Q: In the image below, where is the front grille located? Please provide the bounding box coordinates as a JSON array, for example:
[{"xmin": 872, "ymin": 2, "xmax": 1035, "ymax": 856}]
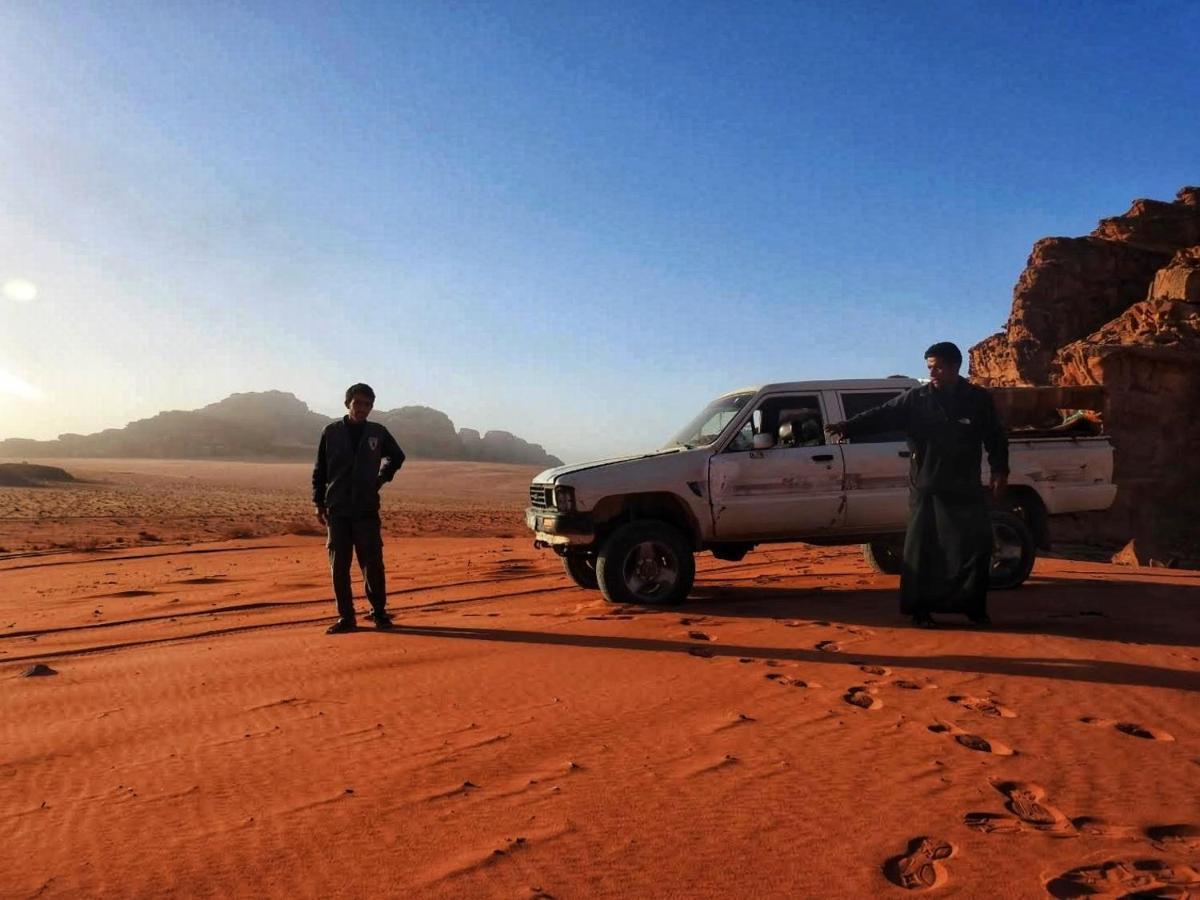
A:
[{"xmin": 529, "ymin": 485, "xmax": 553, "ymax": 509}]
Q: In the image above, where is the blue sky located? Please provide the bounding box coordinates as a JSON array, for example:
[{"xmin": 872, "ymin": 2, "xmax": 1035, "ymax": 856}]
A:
[{"xmin": 1, "ymin": 1, "xmax": 1196, "ymax": 462}]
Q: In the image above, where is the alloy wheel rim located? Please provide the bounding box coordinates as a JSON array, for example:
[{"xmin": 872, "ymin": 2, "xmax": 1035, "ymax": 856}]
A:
[{"xmin": 622, "ymin": 540, "xmax": 679, "ymax": 598}]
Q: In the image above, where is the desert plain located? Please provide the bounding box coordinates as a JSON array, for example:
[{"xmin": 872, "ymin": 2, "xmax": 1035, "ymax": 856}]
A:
[{"xmin": 1, "ymin": 459, "xmax": 1198, "ymax": 898}]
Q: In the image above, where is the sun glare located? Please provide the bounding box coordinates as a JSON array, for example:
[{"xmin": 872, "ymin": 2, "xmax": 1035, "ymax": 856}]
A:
[
  {"xmin": 3, "ymin": 279, "xmax": 38, "ymax": 303},
  {"xmin": 0, "ymin": 369, "xmax": 44, "ymax": 400}
]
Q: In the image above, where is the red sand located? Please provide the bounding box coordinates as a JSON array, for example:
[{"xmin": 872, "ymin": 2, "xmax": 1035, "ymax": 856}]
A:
[{"xmin": 2, "ymin": 461, "xmax": 1199, "ymax": 897}]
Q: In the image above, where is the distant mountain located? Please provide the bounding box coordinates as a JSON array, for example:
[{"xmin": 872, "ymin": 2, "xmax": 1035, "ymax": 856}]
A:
[{"xmin": 0, "ymin": 391, "xmax": 563, "ymax": 467}]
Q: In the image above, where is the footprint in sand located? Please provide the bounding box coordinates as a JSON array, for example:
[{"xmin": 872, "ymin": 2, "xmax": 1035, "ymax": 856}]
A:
[
  {"xmin": 860, "ymin": 665, "xmax": 890, "ymax": 676},
  {"xmin": 947, "ymin": 695, "xmax": 1016, "ymax": 719},
  {"xmin": 1081, "ymin": 717, "xmax": 1175, "ymax": 742},
  {"xmin": 844, "ymin": 686, "xmax": 883, "ymax": 711},
  {"xmin": 894, "ymin": 680, "xmax": 938, "ymax": 691},
  {"xmin": 1045, "ymin": 859, "xmax": 1200, "ymax": 899},
  {"xmin": 962, "ymin": 812, "xmax": 1024, "ymax": 835},
  {"xmin": 687, "ymin": 646, "xmax": 715, "ymax": 658},
  {"xmin": 928, "ymin": 721, "xmax": 1014, "ymax": 756},
  {"xmin": 687, "ymin": 631, "xmax": 713, "ymax": 642},
  {"xmin": 1146, "ymin": 823, "xmax": 1200, "ymax": 853},
  {"xmin": 965, "ymin": 803, "xmax": 1076, "ymax": 839},
  {"xmin": 765, "ymin": 673, "xmax": 820, "ymax": 688},
  {"xmin": 998, "ymin": 781, "xmax": 1071, "ymax": 831},
  {"xmin": 1114, "ymin": 722, "xmax": 1175, "ymax": 741},
  {"xmin": 967, "ymin": 781, "xmax": 1077, "ymax": 837},
  {"xmin": 815, "ymin": 640, "xmax": 842, "ymax": 653},
  {"xmin": 1070, "ymin": 816, "xmax": 1136, "ymax": 839},
  {"xmin": 883, "ymin": 837, "xmax": 955, "ymax": 891}
]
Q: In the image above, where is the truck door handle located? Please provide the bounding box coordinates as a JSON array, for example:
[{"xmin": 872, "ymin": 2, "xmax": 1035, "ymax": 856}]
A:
[
  {"xmin": 811, "ymin": 454, "xmax": 834, "ymax": 462},
  {"xmin": 898, "ymin": 451, "xmax": 911, "ymax": 458}
]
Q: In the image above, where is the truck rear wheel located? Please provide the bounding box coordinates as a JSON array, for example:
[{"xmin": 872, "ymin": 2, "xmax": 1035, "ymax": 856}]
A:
[
  {"xmin": 596, "ymin": 520, "xmax": 695, "ymax": 606},
  {"xmin": 862, "ymin": 538, "xmax": 903, "ymax": 575},
  {"xmin": 561, "ymin": 552, "xmax": 599, "ymax": 590},
  {"xmin": 989, "ymin": 509, "xmax": 1035, "ymax": 590}
]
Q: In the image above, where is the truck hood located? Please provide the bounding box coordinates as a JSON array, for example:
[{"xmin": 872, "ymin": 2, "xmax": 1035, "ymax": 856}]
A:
[{"xmin": 533, "ymin": 446, "xmax": 691, "ymax": 483}]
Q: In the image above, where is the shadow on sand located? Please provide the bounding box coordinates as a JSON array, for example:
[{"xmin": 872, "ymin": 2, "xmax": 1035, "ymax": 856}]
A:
[{"xmin": 371, "ymin": 574, "xmax": 1200, "ymax": 693}]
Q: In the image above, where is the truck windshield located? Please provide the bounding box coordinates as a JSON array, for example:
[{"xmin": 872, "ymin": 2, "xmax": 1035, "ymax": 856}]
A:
[{"xmin": 664, "ymin": 393, "xmax": 754, "ymax": 449}]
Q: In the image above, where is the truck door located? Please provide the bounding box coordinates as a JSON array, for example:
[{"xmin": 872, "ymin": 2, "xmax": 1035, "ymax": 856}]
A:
[
  {"xmin": 708, "ymin": 393, "xmax": 845, "ymax": 540},
  {"xmin": 835, "ymin": 389, "xmax": 911, "ymax": 531}
]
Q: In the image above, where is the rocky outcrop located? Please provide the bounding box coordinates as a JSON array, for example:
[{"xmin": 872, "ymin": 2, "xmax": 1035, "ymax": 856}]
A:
[
  {"xmin": 970, "ymin": 189, "xmax": 1200, "ymax": 566},
  {"xmin": 373, "ymin": 406, "xmax": 464, "ymax": 460},
  {"xmin": 971, "ymin": 188, "xmax": 1200, "ymax": 386},
  {"xmin": 460, "ymin": 428, "xmax": 560, "ymax": 466},
  {"xmin": 1092, "ymin": 188, "xmax": 1200, "ymax": 252},
  {"xmin": 0, "ymin": 392, "xmax": 563, "ymax": 467}
]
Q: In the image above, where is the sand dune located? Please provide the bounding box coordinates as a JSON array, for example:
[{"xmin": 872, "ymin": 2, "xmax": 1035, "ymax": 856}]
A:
[{"xmin": 2, "ymin": 461, "xmax": 1199, "ymax": 897}]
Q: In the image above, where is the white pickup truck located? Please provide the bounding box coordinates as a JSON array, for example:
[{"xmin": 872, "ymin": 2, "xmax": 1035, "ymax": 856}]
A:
[{"xmin": 526, "ymin": 378, "xmax": 1117, "ymax": 605}]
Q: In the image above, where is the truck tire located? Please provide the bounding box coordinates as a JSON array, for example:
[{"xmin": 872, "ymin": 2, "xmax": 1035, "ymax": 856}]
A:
[
  {"xmin": 862, "ymin": 538, "xmax": 903, "ymax": 575},
  {"xmin": 596, "ymin": 520, "xmax": 695, "ymax": 606},
  {"xmin": 989, "ymin": 509, "xmax": 1035, "ymax": 590},
  {"xmin": 561, "ymin": 552, "xmax": 599, "ymax": 590}
]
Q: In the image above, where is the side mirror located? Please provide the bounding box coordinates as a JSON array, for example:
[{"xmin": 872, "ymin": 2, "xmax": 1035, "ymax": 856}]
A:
[{"xmin": 752, "ymin": 433, "xmax": 775, "ymax": 451}]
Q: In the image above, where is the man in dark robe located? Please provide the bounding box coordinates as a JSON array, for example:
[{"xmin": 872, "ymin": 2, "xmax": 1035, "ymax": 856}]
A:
[{"xmin": 826, "ymin": 343, "xmax": 1008, "ymax": 627}]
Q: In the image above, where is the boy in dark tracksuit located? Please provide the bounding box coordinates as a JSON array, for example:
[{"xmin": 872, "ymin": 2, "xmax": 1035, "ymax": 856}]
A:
[
  {"xmin": 827, "ymin": 343, "xmax": 1009, "ymax": 627},
  {"xmin": 312, "ymin": 383, "xmax": 406, "ymax": 634}
]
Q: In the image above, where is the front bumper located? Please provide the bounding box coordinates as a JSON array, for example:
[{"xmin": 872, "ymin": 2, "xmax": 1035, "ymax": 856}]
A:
[{"xmin": 525, "ymin": 507, "xmax": 595, "ymax": 546}]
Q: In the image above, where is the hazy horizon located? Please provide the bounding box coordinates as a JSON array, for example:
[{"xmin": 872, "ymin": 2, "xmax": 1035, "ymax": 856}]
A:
[{"xmin": 3, "ymin": 2, "xmax": 1197, "ymax": 464}]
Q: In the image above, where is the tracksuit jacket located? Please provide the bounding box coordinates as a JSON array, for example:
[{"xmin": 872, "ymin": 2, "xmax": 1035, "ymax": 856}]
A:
[{"xmin": 312, "ymin": 418, "xmax": 406, "ymax": 517}]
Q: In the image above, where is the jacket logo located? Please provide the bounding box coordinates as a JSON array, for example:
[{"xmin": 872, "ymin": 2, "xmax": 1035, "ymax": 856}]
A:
[{"xmin": 368, "ymin": 436, "xmax": 379, "ymax": 451}]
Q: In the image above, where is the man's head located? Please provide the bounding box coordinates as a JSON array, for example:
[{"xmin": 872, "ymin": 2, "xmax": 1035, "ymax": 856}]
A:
[
  {"xmin": 924, "ymin": 342, "xmax": 962, "ymax": 390},
  {"xmin": 344, "ymin": 383, "xmax": 375, "ymax": 423}
]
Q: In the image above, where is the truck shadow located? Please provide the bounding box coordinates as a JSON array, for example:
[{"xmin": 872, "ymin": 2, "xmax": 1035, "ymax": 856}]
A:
[
  {"xmin": 681, "ymin": 577, "xmax": 1200, "ymax": 650},
  {"xmin": 374, "ymin": 619, "xmax": 1200, "ymax": 693}
]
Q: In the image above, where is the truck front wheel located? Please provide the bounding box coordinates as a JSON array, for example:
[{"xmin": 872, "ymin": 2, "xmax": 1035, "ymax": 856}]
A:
[
  {"xmin": 561, "ymin": 552, "xmax": 599, "ymax": 590},
  {"xmin": 596, "ymin": 521, "xmax": 695, "ymax": 606}
]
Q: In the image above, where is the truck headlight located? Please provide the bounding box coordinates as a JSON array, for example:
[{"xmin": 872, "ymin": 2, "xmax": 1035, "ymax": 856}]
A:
[{"xmin": 553, "ymin": 485, "xmax": 576, "ymax": 512}]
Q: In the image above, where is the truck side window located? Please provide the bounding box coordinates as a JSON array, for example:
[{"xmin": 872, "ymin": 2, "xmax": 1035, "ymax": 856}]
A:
[
  {"xmin": 839, "ymin": 391, "xmax": 905, "ymax": 443},
  {"xmin": 726, "ymin": 395, "xmax": 825, "ymax": 451},
  {"xmin": 728, "ymin": 420, "xmax": 755, "ymax": 452}
]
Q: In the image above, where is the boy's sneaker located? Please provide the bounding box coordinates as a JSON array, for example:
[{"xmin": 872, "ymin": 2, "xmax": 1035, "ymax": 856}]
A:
[
  {"xmin": 326, "ymin": 617, "xmax": 357, "ymax": 634},
  {"xmin": 372, "ymin": 611, "xmax": 394, "ymax": 630}
]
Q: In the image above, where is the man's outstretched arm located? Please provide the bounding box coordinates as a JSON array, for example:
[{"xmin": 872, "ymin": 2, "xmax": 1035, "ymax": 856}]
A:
[{"xmin": 826, "ymin": 389, "xmax": 913, "ymax": 440}]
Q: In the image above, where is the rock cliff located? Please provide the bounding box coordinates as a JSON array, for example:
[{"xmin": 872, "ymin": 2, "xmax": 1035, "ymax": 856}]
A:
[
  {"xmin": 0, "ymin": 392, "xmax": 563, "ymax": 468},
  {"xmin": 970, "ymin": 188, "xmax": 1200, "ymax": 566}
]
